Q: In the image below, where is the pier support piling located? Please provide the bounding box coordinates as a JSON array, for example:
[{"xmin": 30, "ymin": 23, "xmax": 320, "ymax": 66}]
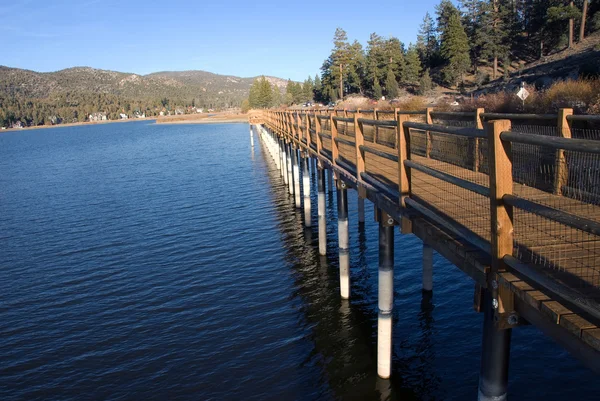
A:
[
  {"xmin": 327, "ymin": 168, "xmax": 333, "ymax": 193},
  {"xmin": 318, "ymin": 166, "xmax": 327, "ymax": 256},
  {"xmin": 292, "ymin": 148, "xmax": 301, "ymax": 208},
  {"xmin": 279, "ymin": 139, "xmax": 286, "ymax": 179},
  {"xmin": 377, "ymin": 210, "xmax": 395, "ymax": 379},
  {"xmin": 303, "ymin": 155, "xmax": 312, "ymax": 227},
  {"xmin": 286, "ymin": 143, "xmax": 294, "ymax": 195},
  {"xmin": 337, "ymin": 180, "xmax": 350, "ymax": 299},
  {"xmin": 478, "ymin": 290, "xmax": 512, "ymax": 401},
  {"xmin": 423, "ymin": 243, "xmax": 433, "ymax": 292},
  {"xmin": 250, "ymin": 126, "xmax": 254, "ymax": 147}
]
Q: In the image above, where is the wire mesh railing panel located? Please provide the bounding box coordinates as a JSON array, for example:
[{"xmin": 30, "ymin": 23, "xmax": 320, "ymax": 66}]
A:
[
  {"xmin": 375, "ymin": 126, "xmax": 397, "ymax": 148},
  {"xmin": 338, "ymin": 121, "xmax": 356, "ymax": 138},
  {"xmin": 414, "ymin": 132, "xmax": 486, "ymax": 186},
  {"xmin": 409, "ymin": 129, "xmax": 427, "ymax": 157},
  {"xmin": 361, "ymin": 111, "xmax": 376, "ymax": 142},
  {"xmin": 338, "ymin": 139, "xmax": 357, "ymax": 169},
  {"xmin": 411, "ymin": 168, "xmax": 491, "ymax": 242},
  {"xmin": 364, "ymin": 150, "xmax": 399, "ymax": 190},
  {"xmin": 513, "ymin": 208, "xmax": 600, "ymax": 292}
]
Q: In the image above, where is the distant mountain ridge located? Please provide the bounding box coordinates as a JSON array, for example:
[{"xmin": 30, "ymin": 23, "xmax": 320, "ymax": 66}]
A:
[{"xmin": 0, "ymin": 65, "xmax": 289, "ymax": 107}]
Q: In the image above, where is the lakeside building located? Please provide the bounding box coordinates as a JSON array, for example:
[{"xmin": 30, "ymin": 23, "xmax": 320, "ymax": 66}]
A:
[{"xmin": 89, "ymin": 112, "xmax": 107, "ymax": 122}]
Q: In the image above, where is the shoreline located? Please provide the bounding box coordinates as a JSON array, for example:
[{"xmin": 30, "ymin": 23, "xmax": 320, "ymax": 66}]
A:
[
  {"xmin": 154, "ymin": 118, "xmax": 248, "ymax": 125},
  {"xmin": 1, "ymin": 114, "xmax": 251, "ymax": 132},
  {"xmin": 1, "ymin": 118, "xmax": 156, "ymax": 133}
]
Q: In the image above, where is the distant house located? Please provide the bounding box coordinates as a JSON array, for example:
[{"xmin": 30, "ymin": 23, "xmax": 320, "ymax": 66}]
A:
[
  {"xmin": 11, "ymin": 121, "xmax": 24, "ymax": 129},
  {"xmin": 175, "ymin": 108, "xmax": 184, "ymax": 115},
  {"xmin": 133, "ymin": 112, "xmax": 146, "ymax": 119},
  {"xmin": 89, "ymin": 112, "xmax": 107, "ymax": 122},
  {"xmin": 159, "ymin": 111, "xmax": 165, "ymax": 116},
  {"xmin": 119, "ymin": 113, "xmax": 129, "ymax": 120},
  {"xmin": 196, "ymin": 108, "xmax": 204, "ymax": 113},
  {"xmin": 49, "ymin": 115, "xmax": 62, "ymax": 125}
]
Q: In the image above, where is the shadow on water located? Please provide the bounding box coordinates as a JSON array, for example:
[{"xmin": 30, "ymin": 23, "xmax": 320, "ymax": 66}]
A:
[{"xmin": 256, "ymin": 138, "xmax": 441, "ymax": 400}]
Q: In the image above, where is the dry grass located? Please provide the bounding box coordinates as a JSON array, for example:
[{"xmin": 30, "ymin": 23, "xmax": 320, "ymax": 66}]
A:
[{"xmin": 461, "ymin": 79, "xmax": 600, "ymax": 114}]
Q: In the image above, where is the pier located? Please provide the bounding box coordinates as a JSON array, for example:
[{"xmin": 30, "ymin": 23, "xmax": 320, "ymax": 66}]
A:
[{"xmin": 250, "ymin": 108, "xmax": 600, "ymax": 400}]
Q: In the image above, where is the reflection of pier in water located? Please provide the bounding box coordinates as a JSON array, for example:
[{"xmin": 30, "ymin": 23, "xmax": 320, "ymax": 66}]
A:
[{"xmin": 257, "ymin": 136, "xmax": 440, "ymax": 400}]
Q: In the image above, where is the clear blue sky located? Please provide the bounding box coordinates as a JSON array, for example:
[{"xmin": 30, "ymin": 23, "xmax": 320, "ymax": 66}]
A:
[{"xmin": 2, "ymin": 0, "xmax": 446, "ymax": 81}]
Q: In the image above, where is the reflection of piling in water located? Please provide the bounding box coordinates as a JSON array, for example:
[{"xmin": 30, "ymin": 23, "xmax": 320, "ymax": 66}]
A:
[
  {"xmin": 422, "ymin": 243, "xmax": 433, "ymax": 292},
  {"xmin": 478, "ymin": 289, "xmax": 512, "ymax": 401}
]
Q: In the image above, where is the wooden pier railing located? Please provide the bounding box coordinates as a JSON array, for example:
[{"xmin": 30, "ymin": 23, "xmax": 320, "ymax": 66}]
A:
[{"xmin": 252, "ymin": 107, "xmax": 600, "ymax": 399}]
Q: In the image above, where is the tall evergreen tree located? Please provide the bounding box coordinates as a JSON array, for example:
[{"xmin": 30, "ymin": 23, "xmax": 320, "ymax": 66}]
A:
[
  {"xmin": 384, "ymin": 37, "xmax": 406, "ymax": 82},
  {"xmin": 384, "ymin": 67, "xmax": 399, "ymax": 98},
  {"xmin": 416, "ymin": 12, "xmax": 439, "ymax": 69},
  {"xmin": 403, "ymin": 45, "xmax": 423, "ymax": 85},
  {"xmin": 373, "ymin": 78, "xmax": 383, "ymax": 99},
  {"xmin": 441, "ymin": 12, "xmax": 471, "ymax": 86},
  {"xmin": 313, "ymin": 74, "xmax": 323, "ymax": 102},
  {"xmin": 365, "ymin": 33, "xmax": 387, "ymax": 97},
  {"xmin": 477, "ymin": 0, "xmax": 511, "ymax": 79},
  {"xmin": 320, "ymin": 28, "xmax": 363, "ymax": 101}
]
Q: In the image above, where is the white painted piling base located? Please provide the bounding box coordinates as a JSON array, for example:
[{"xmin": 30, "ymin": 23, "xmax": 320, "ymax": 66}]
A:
[
  {"xmin": 282, "ymin": 144, "xmax": 289, "ymax": 185},
  {"xmin": 250, "ymin": 128, "xmax": 254, "ymax": 147},
  {"xmin": 287, "ymin": 146, "xmax": 294, "ymax": 195},
  {"xmin": 303, "ymin": 158, "xmax": 311, "ymax": 227},
  {"xmin": 293, "ymin": 151, "xmax": 301, "ymax": 208},
  {"xmin": 423, "ymin": 243, "xmax": 433, "ymax": 292},
  {"xmin": 338, "ymin": 218, "xmax": 349, "ymax": 299},
  {"xmin": 318, "ymin": 192, "xmax": 326, "ymax": 255}
]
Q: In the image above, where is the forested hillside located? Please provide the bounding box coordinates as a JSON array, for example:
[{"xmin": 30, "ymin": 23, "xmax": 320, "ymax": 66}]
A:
[
  {"xmin": 0, "ymin": 66, "xmax": 287, "ymax": 127},
  {"xmin": 299, "ymin": 1, "xmax": 600, "ymax": 104}
]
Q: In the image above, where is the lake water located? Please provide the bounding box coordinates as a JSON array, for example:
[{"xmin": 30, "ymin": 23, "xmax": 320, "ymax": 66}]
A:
[{"xmin": 0, "ymin": 121, "xmax": 596, "ymax": 400}]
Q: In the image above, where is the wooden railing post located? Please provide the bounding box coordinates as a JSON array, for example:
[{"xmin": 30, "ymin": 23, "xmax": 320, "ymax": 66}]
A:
[
  {"xmin": 374, "ymin": 108, "xmax": 379, "ymax": 144},
  {"xmin": 315, "ymin": 114, "xmax": 322, "ymax": 156},
  {"xmin": 354, "ymin": 110, "xmax": 365, "ymax": 180},
  {"xmin": 425, "ymin": 107, "xmax": 433, "ymax": 158},
  {"xmin": 473, "ymin": 108, "xmax": 484, "ymax": 172},
  {"xmin": 330, "ymin": 114, "xmax": 339, "ymax": 171},
  {"xmin": 397, "ymin": 113, "xmax": 412, "ymax": 233},
  {"xmin": 554, "ymin": 108, "xmax": 573, "ymax": 195},
  {"xmin": 486, "ymin": 119, "xmax": 514, "ymax": 317},
  {"xmin": 393, "ymin": 108, "xmax": 399, "ymax": 148},
  {"xmin": 305, "ymin": 112, "xmax": 311, "ymax": 151}
]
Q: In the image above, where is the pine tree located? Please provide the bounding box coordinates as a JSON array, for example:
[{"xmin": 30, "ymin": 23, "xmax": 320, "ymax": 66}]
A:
[
  {"xmin": 403, "ymin": 45, "xmax": 422, "ymax": 85},
  {"xmin": 436, "ymin": 0, "xmax": 461, "ymax": 37},
  {"xmin": 271, "ymin": 84, "xmax": 281, "ymax": 107},
  {"xmin": 547, "ymin": 1, "xmax": 582, "ymax": 49},
  {"xmin": 384, "ymin": 67, "xmax": 399, "ymax": 99},
  {"xmin": 419, "ymin": 68, "xmax": 434, "ymax": 95},
  {"xmin": 416, "ymin": 12, "xmax": 439, "ymax": 69},
  {"xmin": 373, "ymin": 78, "xmax": 383, "ymax": 99},
  {"xmin": 477, "ymin": 0, "xmax": 511, "ymax": 79},
  {"xmin": 320, "ymin": 28, "xmax": 363, "ymax": 101},
  {"xmin": 365, "ymin": 33, "xmax": 386, "ymax": 97},
  {"xmin": 313, "ymin": 74, "xmax": 323, "ymax": 103},
  {"xmin": 441, "ymin": 12, "xmax": 471, "ymax": 86},
  {"xmin": 384, "ymin": 37, "xmax": 406, "ymax": 83}
]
